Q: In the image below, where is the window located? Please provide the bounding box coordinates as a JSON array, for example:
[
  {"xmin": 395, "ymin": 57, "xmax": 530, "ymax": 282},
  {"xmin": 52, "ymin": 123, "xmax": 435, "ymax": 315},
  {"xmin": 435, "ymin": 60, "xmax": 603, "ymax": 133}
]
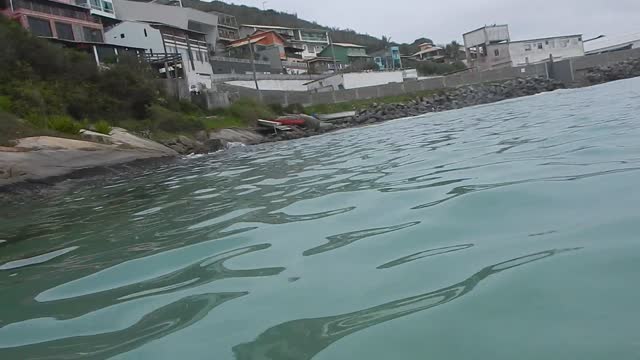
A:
[
  {"xmin": 27, "ymin": 17, "xmax": 52, "ymax": 37},
  {"xmin": 55, "ymin": 21, "xmax": 74, "ymax": 40},
  {"xmin": 538, "ymin": 43, "xmax": 543, "ymax": 49},
  {"xmin": 494, "ymin": 49, "xmax": 500, "ymax": 56},
  {"xmin": 545, "ymin": 40, "xmax": 549, "ymax": 45},
  {"xmin": 83, "ymin": 26, "xmax": 103, "ymax": 42},
  {"xmin": 524, "ymin": 44, "xmax": 532, "ymax": 51},
  {"xmin": 143, "ymin": 29, "xmax": 148, "ymax": 37},
  {"xmin": 102, "ymin": 0, "xmax": 113, "ymax": 13},
  {"xmin": 196, "ymin": 51, "xmax": 203, "ymax": 62},
  {"xmin": 120, "ymin": 33, "xmax": 125, "ymax": 38}
]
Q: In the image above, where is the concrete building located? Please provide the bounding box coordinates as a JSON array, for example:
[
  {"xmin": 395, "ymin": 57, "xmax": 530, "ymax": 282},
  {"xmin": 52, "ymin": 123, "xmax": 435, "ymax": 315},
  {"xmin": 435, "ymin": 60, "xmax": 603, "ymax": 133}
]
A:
[
  {"xmin": 585, "ymin": 32, "xmax": 640, "ymax": 55},
  {"xmin": 463, "ymin": 25, "xmax": 584, "ymax": 71},
  {"xmin": 227, "ymin": 30, "xmax": 306, "ymax": 74},
  {"xmin": 112, "ymin": 0, "xmax": 218, "ymax": 50},
  {"xmin": 239, "ymin": 24, "xmax": 329, "ymax": 59},
  {"xmin": 371, "ymin": 46, "xmax": 403, "ymax": 70},
  {"xmin": 107, "ymin": 0, "xmax": 219, "ymax": 90},
  {"xmin": 208, "ymin": 11, "xmax": 239, "ymax": 54}
]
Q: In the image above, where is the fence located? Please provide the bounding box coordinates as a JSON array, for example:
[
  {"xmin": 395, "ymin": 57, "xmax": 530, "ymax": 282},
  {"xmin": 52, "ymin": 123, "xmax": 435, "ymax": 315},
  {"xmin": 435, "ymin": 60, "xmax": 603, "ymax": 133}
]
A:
[{"xmin": 550, "ymin": 48, "xmax": 640, "ymax": 84}]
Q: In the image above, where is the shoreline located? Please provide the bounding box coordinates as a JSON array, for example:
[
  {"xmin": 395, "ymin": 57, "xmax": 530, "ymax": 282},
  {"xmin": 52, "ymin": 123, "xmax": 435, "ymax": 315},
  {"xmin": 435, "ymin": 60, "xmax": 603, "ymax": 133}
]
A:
[{"xmin": 1, "ymin": 70, "xmax": 636, "ymax": 196}]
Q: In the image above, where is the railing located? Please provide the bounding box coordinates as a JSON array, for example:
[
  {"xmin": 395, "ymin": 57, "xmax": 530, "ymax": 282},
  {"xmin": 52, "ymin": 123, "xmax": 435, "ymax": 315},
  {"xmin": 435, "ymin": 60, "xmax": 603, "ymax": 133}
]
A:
[
  {"xmin": 210, "ymin": 56, "xmax": 270, "ymax": 66},
  {"xmin": 142, "ymin": 53, "xmax": 183, "ymax": 64},
  {"xmin": 282, "ymin": 60, "xmax": 308, "ymax": 69}
]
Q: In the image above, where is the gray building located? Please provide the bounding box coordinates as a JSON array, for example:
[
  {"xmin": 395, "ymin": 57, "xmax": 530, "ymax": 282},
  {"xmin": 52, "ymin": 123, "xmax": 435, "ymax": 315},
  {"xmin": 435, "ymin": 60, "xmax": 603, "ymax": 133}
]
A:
[{"xmin": 463, "ymin": 25, "xmax": 584, "ymax": 71}]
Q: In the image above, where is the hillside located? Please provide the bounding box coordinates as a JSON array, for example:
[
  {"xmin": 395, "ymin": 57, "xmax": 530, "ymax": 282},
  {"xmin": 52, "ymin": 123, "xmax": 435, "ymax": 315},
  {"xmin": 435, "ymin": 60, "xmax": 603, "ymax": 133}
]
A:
[{"xmin": 181, "ymin": 0, "xmax": 387, "ymax": 51}]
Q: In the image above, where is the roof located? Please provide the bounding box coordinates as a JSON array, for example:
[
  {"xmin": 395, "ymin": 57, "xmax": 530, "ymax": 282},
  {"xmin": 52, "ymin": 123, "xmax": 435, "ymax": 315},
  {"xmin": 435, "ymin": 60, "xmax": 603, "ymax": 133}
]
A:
[
  {"xmin": 508, "ymin": 34, "xmax": 583, "ymax": 44},
  {"xmin": 305, "ymin": 57, "xmax": 341, "ymax": 63},
  {"xmin": 228, "ymin": 36, "xmax": 266, "ymax": 48},
  {"xmin": 332, "ymin": 42, "xmax": 366, "ymax": 48},
  {"xmin": 240, "ymin": 24, "xmax": 294, "ymax": 31},
  {"xmin": 585, "ymin": 32, "xmax": 640, "ymax": 53},
  {"xmin": 463, "ymin": 24, "xmax": 509, "ymax": 36},
  {"xmin": 413, "ymin": 46, "xmax": 443, "ymax": 56}
]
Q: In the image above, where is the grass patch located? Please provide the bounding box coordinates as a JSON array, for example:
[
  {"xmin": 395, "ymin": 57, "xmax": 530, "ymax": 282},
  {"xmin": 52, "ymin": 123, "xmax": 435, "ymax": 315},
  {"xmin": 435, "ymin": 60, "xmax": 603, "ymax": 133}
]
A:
[
  {"xmin": 0, "ymin": 111, "xmax": 79, "ymax": 146},
  {"xmin": 48, "ymin": 115, "xmax": 82, "ymax": 135},
  {"xmin": 94, "ymin": 120, "xmax": 112, "ymax": 135}
]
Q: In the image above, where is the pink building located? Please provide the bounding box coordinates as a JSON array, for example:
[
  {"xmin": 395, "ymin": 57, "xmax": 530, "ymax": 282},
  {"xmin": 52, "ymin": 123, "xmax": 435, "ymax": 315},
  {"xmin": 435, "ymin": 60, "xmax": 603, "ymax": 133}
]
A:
[{"xmin": 1, "ymin": 0, "xmax": 104, "ymax": 43}]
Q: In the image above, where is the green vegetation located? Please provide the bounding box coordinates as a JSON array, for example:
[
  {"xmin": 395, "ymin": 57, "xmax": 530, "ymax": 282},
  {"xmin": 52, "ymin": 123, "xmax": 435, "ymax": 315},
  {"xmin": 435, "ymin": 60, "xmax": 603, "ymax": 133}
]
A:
[
  {"xmin": 47, "ymin": 115, "xmax": 82, "ymax": 135},
  {"xmin": 94, "ymin": 120, "xmax": 112, "ymax": 135},
  {"xmin": 416, "ymin": 61, "xmax": 467, "ymax": 76},
  {"xmin": 304, "ymin": 90, "xmax": 442, "ymax": 115}
]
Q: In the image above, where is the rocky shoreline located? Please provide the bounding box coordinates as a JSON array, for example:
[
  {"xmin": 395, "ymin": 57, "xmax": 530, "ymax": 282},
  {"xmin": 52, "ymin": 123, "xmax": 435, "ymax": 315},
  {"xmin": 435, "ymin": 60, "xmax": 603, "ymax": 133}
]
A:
[{"xmin": 585, "ymin": 58, "xmax": 640, "ymax": 84}]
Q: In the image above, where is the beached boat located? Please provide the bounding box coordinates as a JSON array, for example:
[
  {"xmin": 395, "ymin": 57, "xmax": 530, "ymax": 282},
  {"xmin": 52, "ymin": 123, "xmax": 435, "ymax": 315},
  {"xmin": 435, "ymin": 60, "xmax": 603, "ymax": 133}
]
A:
[{"xmin": 316, "ymin": 111, "xmax": 357, "ymax": 121}]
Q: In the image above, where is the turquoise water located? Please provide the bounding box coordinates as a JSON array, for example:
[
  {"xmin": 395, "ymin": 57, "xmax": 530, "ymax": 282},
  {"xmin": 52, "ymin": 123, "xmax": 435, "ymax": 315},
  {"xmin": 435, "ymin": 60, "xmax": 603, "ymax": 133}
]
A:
[{"xmin": 2, "ymin": 78, "xmax": 640, "ymax": 359}]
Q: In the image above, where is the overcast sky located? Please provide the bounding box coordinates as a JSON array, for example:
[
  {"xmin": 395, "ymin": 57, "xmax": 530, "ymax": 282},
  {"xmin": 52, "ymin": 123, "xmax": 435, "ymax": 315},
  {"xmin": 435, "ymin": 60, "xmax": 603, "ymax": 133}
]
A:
[{"xmin": 224, "ymin": 0, "xmax": 640, "ymax": 44}]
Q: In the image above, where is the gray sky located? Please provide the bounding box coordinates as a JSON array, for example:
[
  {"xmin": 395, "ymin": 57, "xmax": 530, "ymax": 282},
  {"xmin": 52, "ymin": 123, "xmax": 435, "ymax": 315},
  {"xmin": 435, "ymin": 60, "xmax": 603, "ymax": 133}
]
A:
[{"xmin": 225, "ymin": 0, "xmax": 640, "ymax": 44}]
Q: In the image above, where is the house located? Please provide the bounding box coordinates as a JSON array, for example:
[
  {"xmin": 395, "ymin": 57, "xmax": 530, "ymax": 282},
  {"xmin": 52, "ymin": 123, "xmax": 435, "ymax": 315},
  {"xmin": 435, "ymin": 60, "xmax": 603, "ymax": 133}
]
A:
[
  {"xmin": 306, "ymin": 57, "xmax": 344, "ymax": 74},
  {"xmin": 108, "ymin": 0, "xmax": 218, "ymax": 90},
  {"xmin": 227, "ymin": 30, "xmax": 306, "ymax": 74},
  {"xmin": 413, "ymin": 42, "xmax": 445, "ymax": 62},
  {"xmin": 585, "ymin": 32, "xmax": 640, "ymax": 55},
  {"xmin": 316, "ymin": 42, "xmax": 370, "ymax": 69},
  {"xmin": 0, "ymin": 0, "xmax": 144, "ymax": 63},
  {"xmin": 239, "ymin": 24, "xmax": 329, "ymax": 59},
  {"xmin": 463, "ymin": 25, "xmax": 584, "ymax": 71},
  {"xmin": 371, "ymin": 46, "xmax": 403, "ymax": 70}
]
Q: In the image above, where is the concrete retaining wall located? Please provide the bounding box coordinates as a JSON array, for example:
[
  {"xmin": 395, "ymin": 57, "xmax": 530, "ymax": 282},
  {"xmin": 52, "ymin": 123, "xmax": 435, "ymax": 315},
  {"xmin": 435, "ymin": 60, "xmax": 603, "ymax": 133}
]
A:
[{"xmin": 217, "ymin": 63, "xmax": 550, "ymax": 107}]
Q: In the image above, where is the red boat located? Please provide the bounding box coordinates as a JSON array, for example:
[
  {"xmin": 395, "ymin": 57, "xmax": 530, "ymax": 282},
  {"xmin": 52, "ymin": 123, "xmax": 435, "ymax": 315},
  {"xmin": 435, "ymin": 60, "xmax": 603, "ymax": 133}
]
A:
[{"xmin": 274, "ymin": 118, "xmax": 306, "ymax": 126}]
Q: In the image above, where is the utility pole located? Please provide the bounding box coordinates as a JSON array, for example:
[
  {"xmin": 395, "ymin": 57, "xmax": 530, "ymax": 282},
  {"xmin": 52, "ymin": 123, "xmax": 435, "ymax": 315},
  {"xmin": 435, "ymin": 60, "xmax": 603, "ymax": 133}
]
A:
[
  {"xmin": 262, "ymin": 1, "xmax": 267, "ymax": 10},
  {"xmin": 9, "ymin": 0, "xmax": 14, "ymax": 12},
  {"xmin": 246, "ymin": 36, "xmax": 262, "ymax": 100},
  {"xmin": 329, "ymin": 32, "xmax": 338, "ymax": 73}
]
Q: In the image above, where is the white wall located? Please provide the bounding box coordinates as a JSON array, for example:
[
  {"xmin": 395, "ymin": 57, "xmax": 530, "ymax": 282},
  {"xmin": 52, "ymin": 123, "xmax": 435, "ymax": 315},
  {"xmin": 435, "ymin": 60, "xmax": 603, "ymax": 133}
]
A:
[
  {"xmin": 509, "ymin": 36, "xmax": 584, "ymax": 66},
  {"xmin": 105, "ymin": 21, "xmax": 164, "ymax": 53},
  {"xmin": 307, "ymin": 74, "xmax": 344, "ymax": 91},
  {"xmin": 464, "ymin": 25, "xmax": 510, "ymax": 48},
  {"xmin": 343, "ymin": 71, "xmax": 404, "ymax": 89},
  {"xmin": 225, "ymin": 80, "xmax": 310, "ymax": 91}
]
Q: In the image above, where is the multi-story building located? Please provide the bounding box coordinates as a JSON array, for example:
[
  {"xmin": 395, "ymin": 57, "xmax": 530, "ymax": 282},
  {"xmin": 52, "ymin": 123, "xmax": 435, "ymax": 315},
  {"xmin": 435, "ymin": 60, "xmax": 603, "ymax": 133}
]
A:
[
  {"xmin": 463, "ymin": 25, "xmax": 584, "ymax": 71},
  {"xmin": 108, "ymin": 0, "xmax": 217, "ymax": 90},
  {"xmin": 239, "ymin": 24, "xmax": 330, "ymax": 59},
  {"xmin": 227, "ymin": 30, "xmax": 306, "ymax": 74},
  {"xmin": 209, "ymin": 10, "xmax": 238, "ymax": 54},
  {"xmin": 73, "ymin": 0, "xmax": 115, "ymax": 20},
  {"xmin": 1, "ymin": 0, "xmax": 105, "ymax": 42}
]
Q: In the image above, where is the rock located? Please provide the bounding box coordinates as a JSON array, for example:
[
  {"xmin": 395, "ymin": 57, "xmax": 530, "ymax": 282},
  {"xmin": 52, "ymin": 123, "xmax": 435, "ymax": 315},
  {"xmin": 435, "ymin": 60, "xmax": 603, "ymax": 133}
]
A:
[
  {"xmin": 205, "ymin": 138, "xmax": 227, "ymax": 152},
  {"xmin": 209, "ymin": 128, "xmax": 265, "ymax": 145},
  {"xmin": 79, "ymin": 129, "xmax": 113, "ymax": 145}
]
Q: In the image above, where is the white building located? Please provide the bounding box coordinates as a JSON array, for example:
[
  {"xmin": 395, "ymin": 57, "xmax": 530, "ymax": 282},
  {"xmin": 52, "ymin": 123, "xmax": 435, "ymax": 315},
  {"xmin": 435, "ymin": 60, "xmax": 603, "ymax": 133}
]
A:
[
  {"xmin": 107, "ymin": 0, "xmax": 218, "ymax": 91},
  {"xmin": 463, "ymin": 25, "xmax": 584, "ymax": 71}
]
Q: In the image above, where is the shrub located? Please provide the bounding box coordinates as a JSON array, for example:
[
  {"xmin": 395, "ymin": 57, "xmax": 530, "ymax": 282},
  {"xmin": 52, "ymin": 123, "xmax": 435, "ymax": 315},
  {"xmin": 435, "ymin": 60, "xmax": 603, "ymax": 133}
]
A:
[
  {"xmin": 48, "ymin": 115, "xmax": 81, "ymax": 134},
  {"xmin": 0, "ymin": 96, "xmax": 10, "ymax": 112},
  {"xmin": 283, "ymin": 103, "xmax": 305, "ymax": 114},
  {"xmin": 94, "ymin": 120, "xmax": 112, "ymax": 135},
  {"xmin": 150, "ymin": 105, "xmax": 204, "ymax": 133},
  {"xmin": 228, "ymin": 98, "xmax": 275, "ymax": 122},
  {"xmin": 416, "ymin": 61, "xmax": 467, "ymax": 76}
]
